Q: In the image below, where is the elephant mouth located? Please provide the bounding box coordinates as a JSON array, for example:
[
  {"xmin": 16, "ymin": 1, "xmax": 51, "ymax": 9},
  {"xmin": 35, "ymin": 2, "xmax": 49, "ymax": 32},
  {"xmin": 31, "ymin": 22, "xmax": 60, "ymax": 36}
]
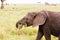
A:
[{"xmin": 18, "ymin": 23, "xmax": 27, "ymax": 29}]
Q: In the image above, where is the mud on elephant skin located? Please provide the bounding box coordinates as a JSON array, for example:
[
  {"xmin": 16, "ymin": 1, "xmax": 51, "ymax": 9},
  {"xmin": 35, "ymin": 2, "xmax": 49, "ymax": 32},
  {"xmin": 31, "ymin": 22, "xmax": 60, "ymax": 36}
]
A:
[{"xmin": 16, "ymin": 10, "xmax": 60, "ymax": 40}]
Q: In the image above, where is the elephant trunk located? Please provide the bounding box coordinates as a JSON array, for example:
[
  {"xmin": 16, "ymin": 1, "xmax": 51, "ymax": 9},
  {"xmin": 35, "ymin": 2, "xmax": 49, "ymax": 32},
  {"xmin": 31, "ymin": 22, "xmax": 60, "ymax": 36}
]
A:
[
  {"xmin": 16, "ymin": 19, "xmax": 27, "ymax": 29},
  {"xmin": 16, "ymin": 22, "xmax": 24, "ymax": 29},
  {"xmin": 16, "ymin": 22, "xmax": 18, "ymax": 28}
]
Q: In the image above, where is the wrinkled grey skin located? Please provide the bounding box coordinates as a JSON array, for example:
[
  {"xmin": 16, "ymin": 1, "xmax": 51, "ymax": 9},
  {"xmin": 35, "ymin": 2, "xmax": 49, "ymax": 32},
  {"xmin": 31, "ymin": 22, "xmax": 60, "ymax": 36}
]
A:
[{"xmin": 16, "ymin": 11, "xmax": 60, "ymax": 40}]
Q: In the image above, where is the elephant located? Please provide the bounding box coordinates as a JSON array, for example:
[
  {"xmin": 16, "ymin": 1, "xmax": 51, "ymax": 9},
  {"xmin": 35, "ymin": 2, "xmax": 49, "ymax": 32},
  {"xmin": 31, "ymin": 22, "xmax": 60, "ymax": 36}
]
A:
[{"xmin": 16, "ymin": 10, "xmax": 60, "ymax": 40}]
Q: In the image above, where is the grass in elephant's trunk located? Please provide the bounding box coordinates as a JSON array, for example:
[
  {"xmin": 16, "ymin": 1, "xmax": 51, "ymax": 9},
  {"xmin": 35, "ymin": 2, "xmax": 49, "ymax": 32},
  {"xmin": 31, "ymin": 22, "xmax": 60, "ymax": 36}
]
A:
[{"xmin": 18, "ymin": 23, "xmax": 27, "ymax": 29}]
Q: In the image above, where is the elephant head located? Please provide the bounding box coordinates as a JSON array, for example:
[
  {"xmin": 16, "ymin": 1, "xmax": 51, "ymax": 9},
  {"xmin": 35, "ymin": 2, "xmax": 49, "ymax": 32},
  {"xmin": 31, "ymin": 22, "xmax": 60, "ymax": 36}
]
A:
[{"xmin": 16, "ymin": 11, "xmax": 47, "ymax": 29}]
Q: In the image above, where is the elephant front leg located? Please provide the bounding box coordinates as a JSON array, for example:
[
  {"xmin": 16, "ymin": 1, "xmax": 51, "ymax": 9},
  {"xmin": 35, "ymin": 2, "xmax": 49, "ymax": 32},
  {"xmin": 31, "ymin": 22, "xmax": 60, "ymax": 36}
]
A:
[
  {"xmin": 58, "ymin": 35, "xmax": 60, "ymax": 40},
  {"xmin": 36, "ymin": 27, "xmax": 43, "ymax": 40},
  {"xmin": 43, "ymin": 27, "xmax": 51, "ymax": 40}
]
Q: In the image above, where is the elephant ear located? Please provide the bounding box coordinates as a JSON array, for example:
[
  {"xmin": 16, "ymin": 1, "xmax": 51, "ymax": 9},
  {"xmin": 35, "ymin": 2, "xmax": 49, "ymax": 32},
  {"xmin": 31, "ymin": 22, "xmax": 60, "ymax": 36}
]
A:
[{"xmin": 33, "ymin": 12, "xmax": 47, "ymax": 27}]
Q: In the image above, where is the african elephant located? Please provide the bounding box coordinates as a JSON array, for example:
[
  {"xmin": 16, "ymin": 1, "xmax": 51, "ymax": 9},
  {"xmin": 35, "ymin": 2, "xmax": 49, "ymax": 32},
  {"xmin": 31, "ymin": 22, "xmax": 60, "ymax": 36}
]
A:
[{"xmin": 16, "ymin": 10, "xmax": 60, "ymax": 40}]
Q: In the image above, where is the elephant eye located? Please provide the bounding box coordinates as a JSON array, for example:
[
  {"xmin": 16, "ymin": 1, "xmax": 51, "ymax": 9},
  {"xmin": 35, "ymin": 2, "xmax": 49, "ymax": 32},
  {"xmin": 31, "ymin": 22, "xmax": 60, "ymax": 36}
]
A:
[{"xmin": 26, "ymin": 18, "xmax": 29, "ymax": 20}]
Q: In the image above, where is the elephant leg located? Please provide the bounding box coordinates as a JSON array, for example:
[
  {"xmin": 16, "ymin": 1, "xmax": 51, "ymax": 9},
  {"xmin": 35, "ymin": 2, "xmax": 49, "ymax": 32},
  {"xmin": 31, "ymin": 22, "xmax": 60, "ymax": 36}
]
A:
[
  {"xmin": 58, "ymin": 35, "xmax": 60, "ymax": 40},
  {"xmin": 43, "ymin": 26, "xmax": 51, "ymax": 40},
  {"xmin": 36, "ymin": 26, "xmax": 43, "ymax": 40}
]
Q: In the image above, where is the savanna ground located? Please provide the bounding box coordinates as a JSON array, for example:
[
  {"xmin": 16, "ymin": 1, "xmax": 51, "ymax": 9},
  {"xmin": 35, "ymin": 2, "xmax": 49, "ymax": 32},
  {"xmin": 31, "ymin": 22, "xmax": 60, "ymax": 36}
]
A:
[{"xmin": 0, "ymin": 4, "xmax": 60, "ymax": 40}]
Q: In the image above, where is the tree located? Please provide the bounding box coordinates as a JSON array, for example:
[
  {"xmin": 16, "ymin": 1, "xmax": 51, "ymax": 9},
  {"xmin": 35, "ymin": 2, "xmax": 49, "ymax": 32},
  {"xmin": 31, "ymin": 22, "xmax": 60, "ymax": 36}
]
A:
[
  {"xmin": 45, "ymin": 2, "xmax": 49, "ymax": 5},
  {"xmin": 1, "ymin": 0, "xmax": 5, "ymax": 9}
]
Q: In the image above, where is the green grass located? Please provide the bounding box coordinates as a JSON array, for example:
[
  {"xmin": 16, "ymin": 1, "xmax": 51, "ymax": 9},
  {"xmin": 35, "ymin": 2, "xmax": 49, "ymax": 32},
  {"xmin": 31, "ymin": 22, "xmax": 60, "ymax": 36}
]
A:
[{"xmin": 0, "ymin": 4, "xmax": 60, "ymax": 40}]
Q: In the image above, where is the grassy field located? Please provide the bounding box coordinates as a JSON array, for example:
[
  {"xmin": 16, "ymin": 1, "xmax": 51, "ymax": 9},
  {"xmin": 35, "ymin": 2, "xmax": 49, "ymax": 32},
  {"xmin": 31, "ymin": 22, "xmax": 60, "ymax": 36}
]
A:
[{"xmin": 0, "ymin": 4, "xmax": 60, "ymax": 40}]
